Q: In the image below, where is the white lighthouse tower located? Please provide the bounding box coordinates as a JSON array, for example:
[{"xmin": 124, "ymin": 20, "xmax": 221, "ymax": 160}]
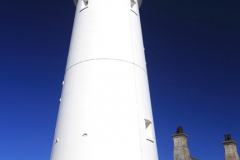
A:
[{"xmin": 50, "ymin": 0, "xmax": 159, "ymax": 159}]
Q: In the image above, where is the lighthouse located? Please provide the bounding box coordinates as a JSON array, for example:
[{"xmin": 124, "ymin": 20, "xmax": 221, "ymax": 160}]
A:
[{"xmin": 50, "ymin": 0, "xmax": 159, "ymax": 159}]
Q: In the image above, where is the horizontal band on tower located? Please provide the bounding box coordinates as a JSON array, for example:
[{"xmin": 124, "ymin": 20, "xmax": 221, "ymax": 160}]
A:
[
  {"xmin": 65, "ymin": 58, "xmax": 146, "ymax": 73},
  {"xmin": 73, "ymin": 0, "xmax": 143, "ymax": 8}
]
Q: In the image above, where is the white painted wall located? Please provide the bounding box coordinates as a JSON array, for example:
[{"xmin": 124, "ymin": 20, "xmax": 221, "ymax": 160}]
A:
[{"xmin": 50, "ymin": 0, "xmax": 158, "ymax": 159}]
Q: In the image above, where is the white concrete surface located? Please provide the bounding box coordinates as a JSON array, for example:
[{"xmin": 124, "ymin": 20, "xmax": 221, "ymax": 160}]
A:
[{"xmin": 50, "ymin": 0, "xmax": 158, "ymax": 159}]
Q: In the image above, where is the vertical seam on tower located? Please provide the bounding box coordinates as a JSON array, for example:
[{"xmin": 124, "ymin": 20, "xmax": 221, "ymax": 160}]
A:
[{"xmin": 128, "ymin": 1, "xmax": 143, "ymax": 160}]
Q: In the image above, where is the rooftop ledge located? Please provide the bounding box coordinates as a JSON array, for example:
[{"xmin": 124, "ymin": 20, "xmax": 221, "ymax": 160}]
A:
[{"xmin": 73, "ymin": 0, "xmax": 143, "ymax": 8}]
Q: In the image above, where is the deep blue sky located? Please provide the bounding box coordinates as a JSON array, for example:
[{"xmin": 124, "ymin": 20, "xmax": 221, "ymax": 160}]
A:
[{"xmin": 0, "ymin": 0, "xmax": 239, "ymax": 159}]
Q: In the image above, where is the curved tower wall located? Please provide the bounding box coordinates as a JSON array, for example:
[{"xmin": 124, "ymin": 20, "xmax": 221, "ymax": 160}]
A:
[{"xmin": 50, "ymin": 0, "xmax": 159, "ymax": 159}]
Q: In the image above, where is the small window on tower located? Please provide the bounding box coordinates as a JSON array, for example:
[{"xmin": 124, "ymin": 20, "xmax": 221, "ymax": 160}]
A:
[
  {"xmin": 130, "ymin": 0, "xmax": 138, "ymax": 15},
  {"xmin": 130, "ymin": 0, "xmax": 136, "ymax": 8},
  {"xmin": 80, "ymin": 0, "xmax": 88, "ymax": 12},
  {"xmin": 145, "ymin": 119, "xmax": 154, "ymax": 142}
]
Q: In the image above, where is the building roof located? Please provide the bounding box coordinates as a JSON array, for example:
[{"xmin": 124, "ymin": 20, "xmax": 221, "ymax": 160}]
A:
[{"xmin": 190, "ymin": 157, "xmax": 199, "ymax": 160}]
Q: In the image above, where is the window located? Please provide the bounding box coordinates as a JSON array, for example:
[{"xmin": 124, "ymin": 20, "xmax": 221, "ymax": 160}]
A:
[
  {"xmin": 55, "ymin": 139, "xmax": 59, "ymax": 144},
  {"xmin": 130, "ymin": 0, "xmax": 136, "ymax": 8},
  {"xmin": 80, "ymin": 0, "xmax": 88, "ymax": 11},
  {"xmin": 145, "ymin": 119, "xmax": 154, "ymax": 142},
  {"xmin": 130, "ymin": 0, "xmax": 138, "ymax": 15}
]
